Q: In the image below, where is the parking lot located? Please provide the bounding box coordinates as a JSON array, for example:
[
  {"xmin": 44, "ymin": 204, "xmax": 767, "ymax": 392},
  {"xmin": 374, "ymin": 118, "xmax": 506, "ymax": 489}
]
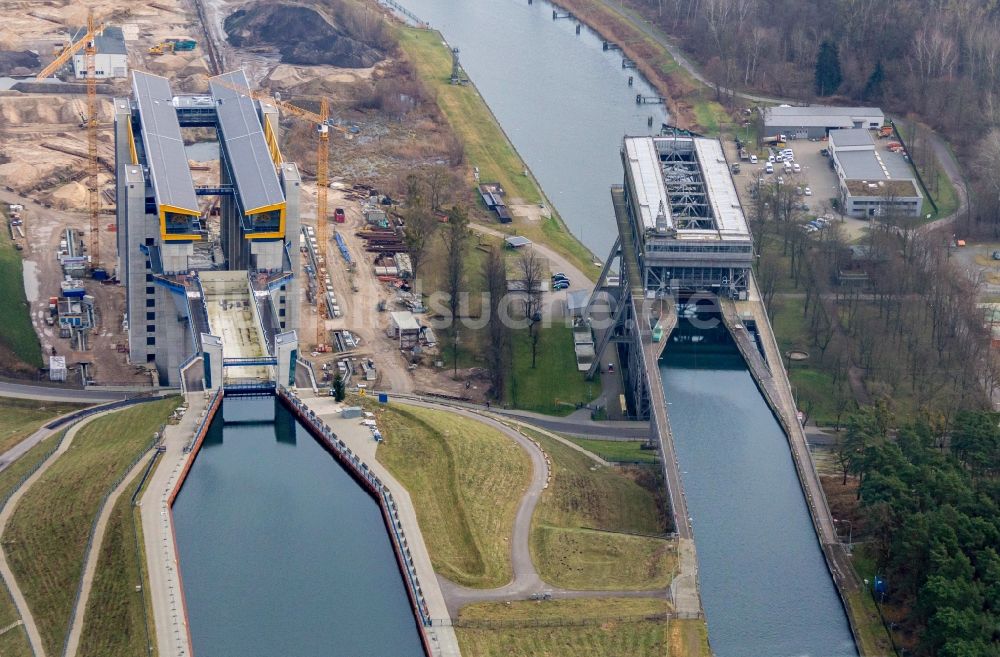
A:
[{"xmin": 728, "ymin": 130, "xmax": 927, "ymax": 241}]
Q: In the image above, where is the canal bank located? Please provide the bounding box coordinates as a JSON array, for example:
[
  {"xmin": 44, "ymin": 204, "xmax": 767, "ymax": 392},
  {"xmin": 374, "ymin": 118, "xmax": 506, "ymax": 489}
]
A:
[
  {"xmin": 661, "ymin": 310, "xmax": 858, "ymax": 657},
  {"xmin": 393, "ymin": 0, "xmax": 668, "ymax": 257},
  {"xmin": 144, "ymin": 389, "xmax": 460, "ymax": 657}
]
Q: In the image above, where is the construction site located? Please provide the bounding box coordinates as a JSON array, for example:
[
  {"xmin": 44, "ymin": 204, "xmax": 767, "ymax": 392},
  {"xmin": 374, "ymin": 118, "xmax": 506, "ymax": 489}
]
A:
[{"xmin": 0, "ymin": 0, "xmax": 477, "ymax": 392}]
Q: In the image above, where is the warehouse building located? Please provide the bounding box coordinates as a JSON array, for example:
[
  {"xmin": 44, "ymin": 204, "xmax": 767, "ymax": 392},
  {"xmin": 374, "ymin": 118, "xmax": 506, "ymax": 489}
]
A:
[
  {"xmin": 70, "ymin": 25, "xmax": 127, "ymax": 79},
  {"xmin": 763, "ymin": 105, "xmax": 884, "ymax": 140},
  {"xmin": 829, "ymin": 128, "xmax": 923, "ymax": 218}
]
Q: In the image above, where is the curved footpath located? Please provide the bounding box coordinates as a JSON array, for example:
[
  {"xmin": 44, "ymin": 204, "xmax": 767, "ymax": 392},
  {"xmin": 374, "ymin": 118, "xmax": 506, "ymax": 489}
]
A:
[
  {"xmin": 393, "ymin": 399, "xmax": 672, "ymax": 618},
  {"xmin": 0, "ymin": 408, "xmax": 119, "ymax": 657},
  {"xmin": 63, "ymin": 455, "xmax": 153, "ymax": 657}
]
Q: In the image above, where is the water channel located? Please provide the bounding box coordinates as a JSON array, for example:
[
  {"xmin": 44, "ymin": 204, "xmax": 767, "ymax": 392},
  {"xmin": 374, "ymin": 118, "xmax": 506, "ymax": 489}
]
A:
[
  {"xmin": 395, "ymin": 0, "xmax": 668, "ymax": 255},
  {"xmin": 172, "ymin": 398, "xmax": 425, "ymax": 657},
  {"xmin": 661, "ymin": 318, "xmax": 857, "ymax": 657},
  {"xmin": 390, "ymin": 1, "xmax": 859, "ymax": 654}
]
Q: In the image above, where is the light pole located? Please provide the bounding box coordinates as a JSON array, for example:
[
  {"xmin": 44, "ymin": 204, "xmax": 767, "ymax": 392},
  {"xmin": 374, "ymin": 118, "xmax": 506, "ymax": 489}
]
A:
[{"xmin": 833, "ymin": 518, "xmax": 853, "ymax": 552}]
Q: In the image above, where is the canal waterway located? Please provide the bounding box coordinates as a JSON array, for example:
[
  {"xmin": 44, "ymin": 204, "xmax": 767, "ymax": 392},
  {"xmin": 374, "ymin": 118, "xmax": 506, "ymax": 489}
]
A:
[
  {"xmin": 661, "ymin": 320, "xmax": 857, "ymax": 657},
  {"xmin": 396, "ymin": 0, "xmax": 668, "ymax": 255},
  {"xmin": 172, "ymin": 397, "xmax": 425, "ymax": 657}
]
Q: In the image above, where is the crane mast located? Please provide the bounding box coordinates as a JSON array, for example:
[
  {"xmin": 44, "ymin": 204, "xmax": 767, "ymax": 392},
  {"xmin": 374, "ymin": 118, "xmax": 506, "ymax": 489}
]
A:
[{"xmin": 86, "ymin": 11, "xmax": 100, "ymax": 271}]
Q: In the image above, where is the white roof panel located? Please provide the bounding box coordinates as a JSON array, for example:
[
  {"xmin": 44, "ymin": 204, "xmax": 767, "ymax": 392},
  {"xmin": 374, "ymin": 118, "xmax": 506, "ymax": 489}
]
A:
[
  {"xmin": 623, "ymin": 137, "xmax": 669, "ymax": 232},
  {"xmin": 693, "ymin": 139, "xmax": 750, "ymax": 240},
  {"xmin": 132, "ymin": 71, "xmax": 199, "ymax": 214},
  {"xmin": 209, "ymin": 71, "xmax": 284, "ymax": 212}
]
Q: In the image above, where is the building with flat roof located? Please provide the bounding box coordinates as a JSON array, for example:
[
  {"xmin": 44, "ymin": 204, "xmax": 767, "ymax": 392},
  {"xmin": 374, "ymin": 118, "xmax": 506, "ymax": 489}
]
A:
[
  {"xmin": 619, "ymin": 135, "xmax": 753, "ymax": 294},
  {"xmin": 828, "ymin": 128, "xmax": 922, "ymax": 218},
  {"xmin": 114, "ymin": 70, "xmax": 300, "ymax": 388},
  {"xmin": 763, "ymin": 105, "xmax": 884, "ymax": 140},
  {"xmin": 70, "ymin": 25, "xmax": 127, "ymax": 79}
]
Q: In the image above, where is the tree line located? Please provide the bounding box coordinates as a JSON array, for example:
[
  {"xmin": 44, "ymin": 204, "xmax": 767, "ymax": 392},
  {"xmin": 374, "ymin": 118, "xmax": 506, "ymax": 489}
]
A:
[{"xmin": 839, "ymin": 404, "xmax": 1000, "ymax": 656}]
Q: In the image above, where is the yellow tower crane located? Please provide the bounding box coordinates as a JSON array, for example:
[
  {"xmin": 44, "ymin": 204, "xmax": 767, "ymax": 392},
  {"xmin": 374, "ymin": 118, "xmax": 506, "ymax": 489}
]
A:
[
  {"xmin": 221, "ymin": 82, "xmax": 344, "ymax": 348},
  {"xmin": 37, "ymin": 12, "xmax": 104, "ymax": 273}
]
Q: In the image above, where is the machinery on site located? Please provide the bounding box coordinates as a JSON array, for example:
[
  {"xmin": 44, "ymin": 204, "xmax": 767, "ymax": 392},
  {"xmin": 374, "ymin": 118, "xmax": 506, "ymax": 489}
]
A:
[
  {"xmin": 149, "ymin": 38, "xmax": 197, "ymax": 55},
  {"xmin": 36, "ymin": 12, "xmax": 105, "ymax": 277}
]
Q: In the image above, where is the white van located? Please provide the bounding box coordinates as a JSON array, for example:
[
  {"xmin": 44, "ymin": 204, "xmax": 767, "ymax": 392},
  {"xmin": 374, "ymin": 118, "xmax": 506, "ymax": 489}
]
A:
[
  {"xmin": 764, "ymin": 162, "xmax": 774, "ymax": 174},
  {"xmin": 749, "ymin": 154, "xmax": 758, "ymax": 164},
  {"xmin": 792, "ymin": 162, "xmax": 801, "ymax": 173}
]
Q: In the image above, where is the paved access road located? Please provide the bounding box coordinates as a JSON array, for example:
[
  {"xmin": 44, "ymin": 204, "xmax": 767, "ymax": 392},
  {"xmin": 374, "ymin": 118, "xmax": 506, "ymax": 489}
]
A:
[{"xmin": 0, "ymin": 381, "xmax": 126, "ymax": 403}]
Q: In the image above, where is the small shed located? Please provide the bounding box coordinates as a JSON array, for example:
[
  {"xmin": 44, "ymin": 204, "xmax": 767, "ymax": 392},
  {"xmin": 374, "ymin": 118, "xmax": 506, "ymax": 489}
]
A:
[
  {"xmin": 49, "ymin": 356, "xmax": 67, "ymax": 381},
  {"xmin": 341, "ymin": 406, "xmax": 363, "ymax": 419},
  {"xmin": 504, "ymin": 235, "xmax": 532, "ymax": 249},
  {"xmin": 389, "ymin": 311, "xmax": 421, "ymax": 349}
]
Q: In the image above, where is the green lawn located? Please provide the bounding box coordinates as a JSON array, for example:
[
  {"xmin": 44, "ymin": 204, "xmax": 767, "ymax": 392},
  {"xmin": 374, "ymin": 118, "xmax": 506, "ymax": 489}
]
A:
[
  {"xmin": 521, "ymin": 428, "xmax": 673, "ymax": 590},
  {"xmin": 4, "ymin": 397, "xmax": 179, "ymax": 656},
  {"xmin": 374, "ymin": 404, "xmax": 530, "ymax": 588},
  {"xmin": 78, "ymin": 465, "xmax": 154, "ymax": 657},
  {"xmin": 563, "ymin": 437, "xmax": 660, "ymax": 464},
  {"xmin": 455, "ymin": 598, "xmax": 671, "ymax": 657},
  {"xmin": 0, "ymin": 220, "xmax": 41, "ymax": 370},
  {"xmin": 0, "ymin": 398, "xmax": 87, "ymax": 455},
  {"xmin": 397, "ymin": 27, "xmax": 597, "ymax": 276},
  {"xmin": 507, "ymin": 325, "xmax": 594, "ymax": 415}
]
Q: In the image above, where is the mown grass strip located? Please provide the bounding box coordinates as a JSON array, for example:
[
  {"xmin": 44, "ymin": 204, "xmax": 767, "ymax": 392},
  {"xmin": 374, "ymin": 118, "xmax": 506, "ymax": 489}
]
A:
[
  {"xmin": 397, "ymin": 26, "xmax": 598, "ymax": 276},
  {"xmin": 0, "ymin": 398, "xmax": 87, "ymax": 455},
  {"xmin": 0, "ymin": 222, "xmax": 41, "ymax": 369},
  {"xmin": 455, "ymin": 598, "xmax": 670, "ymax": 657},
  {"xmin": 374, "ymin": 403, "xmax": 530, "ymax": 587},
  {"xmin": 78, "ymin": 463, "xmax": 155, "ymax": 657},
  {"xmin": 5, "ymin": 397, "xmax": 180, "ymax": 656}
]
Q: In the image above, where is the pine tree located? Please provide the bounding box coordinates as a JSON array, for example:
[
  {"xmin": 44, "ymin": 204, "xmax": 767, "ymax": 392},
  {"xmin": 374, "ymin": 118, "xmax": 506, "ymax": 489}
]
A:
[
  {"xmin": 332, "ymin": 372, "xmax": 346, "ymax": 401},
  {"xmin": 863, "ymin": 60, "xmax": 885, "ymax": 101},
  {"xmin": 814, "ymin": 41, "xmax": 842, "ymax": 97}
]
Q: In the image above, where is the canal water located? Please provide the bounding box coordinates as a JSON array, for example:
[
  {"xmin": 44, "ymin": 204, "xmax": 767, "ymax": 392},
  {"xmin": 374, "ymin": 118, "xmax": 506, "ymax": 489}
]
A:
[
  {"xmin": 661, "ymin": 318, "xmax": 857, "ymax": 657},
  {"xmin": 172, "ymin": 397, "xmax": 425, "ymax": 657},
  {"xmin": 395, "ymin": 0, "xmax": 668, "ymax": 255},
  {"xmin": 391, "ymin": 2, "xmax": 858, "ymax": 654}
]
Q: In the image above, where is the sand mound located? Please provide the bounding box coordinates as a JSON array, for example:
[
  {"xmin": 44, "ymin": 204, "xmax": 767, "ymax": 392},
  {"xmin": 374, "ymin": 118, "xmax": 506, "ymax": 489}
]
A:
[
  {"xmin": 0, "ymin": 30, "xmax": 21, "ymax": 51},
  {"xmin": 146, "ymin": 53, "xmax": 188, "ymax": 74},
  {"xmin": 179, "ymin": 57, "xmax": 210, "ymax": 78},
  {"xmin": 0, "ymin": 161, "xmax": 41, "ymax": 188},
  {"xmin": 49, "ymin": 181, "xmax": 89, "ymax": 209}
]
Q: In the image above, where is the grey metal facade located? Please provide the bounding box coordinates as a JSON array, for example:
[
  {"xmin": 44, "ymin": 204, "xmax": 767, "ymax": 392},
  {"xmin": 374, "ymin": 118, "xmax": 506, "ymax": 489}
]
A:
[{"xmin": 114, "ymin": 71, "xmax": 301, "ymax": 386}]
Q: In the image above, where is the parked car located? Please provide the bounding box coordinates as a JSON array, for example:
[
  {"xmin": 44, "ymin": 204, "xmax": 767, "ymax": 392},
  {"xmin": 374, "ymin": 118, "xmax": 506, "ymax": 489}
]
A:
[
  {"xmin": 792, "ymin": 163, "xmax": 801, "ymax": 173},
  {"xmin": 551, "ymin": 272, "xmax": 567, "ymax": 280},
  {"xmin": 804, "ymin": 186, "xmax": 812, "ymax": 196},
  {"xmin": 334, "ymin": 208, "xmax": 346, "ymax": 223},
  {"xmin": 552, "ymin": 280, "xmax": 570, "ymax": 291},
  {"xmin": 749, "ymin": 154, "xmax": 758, "ymax": 164},
  {"xmin": 764, "ymin": 163, "xmax": 774, "ymax": 174}
]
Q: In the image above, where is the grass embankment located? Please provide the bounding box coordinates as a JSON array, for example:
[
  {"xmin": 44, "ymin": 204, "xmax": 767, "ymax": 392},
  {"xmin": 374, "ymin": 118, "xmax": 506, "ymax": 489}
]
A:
[
  {"xmin": 397, "ymin": 27, "xmax": 597, "ymax": 277},
  {"xmin": 508, "ymin": 325, "xmax": 595, "ymax": 416},
  {"xmin": 455, "ymin": 598, "xmax": 671, "ymax": 657},
  {"xmin": 0, "ymin": 398, "xmax": 87, "ymax": 454},
  {"xmin": 78, "ymin": 462, "xmax": 156, "ymax": 657},
  {"xmin": 550, "ymin": 0, "xmax": 730, "ymax": 136},
  {"xmin": 374, "ymin": 404, "xmax": 530, "ymax": 588},
  {"xmin": 0, "ymin": 431, "xmax": 65, "ymax": 657},
  {"xmin": 564, "ymin": 436, "xmax": 659, "ymax": 464},
  {"xmin": 5, "ymin": 397, "xmax": 179, "ymax": 656},
  {"xmin": 0, "ymin": 219, "xmax": 41, "ymax": 371},
  {"xmin": 521, "ymin": 428, "xmax": 673, "ymax": 590}
]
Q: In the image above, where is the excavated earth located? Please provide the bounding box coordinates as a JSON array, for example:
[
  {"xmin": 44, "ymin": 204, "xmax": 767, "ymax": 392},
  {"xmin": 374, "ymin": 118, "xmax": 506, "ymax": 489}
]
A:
[{"xmin": 224, "ymin": 4, "xmax": 385, "ymax": 68}]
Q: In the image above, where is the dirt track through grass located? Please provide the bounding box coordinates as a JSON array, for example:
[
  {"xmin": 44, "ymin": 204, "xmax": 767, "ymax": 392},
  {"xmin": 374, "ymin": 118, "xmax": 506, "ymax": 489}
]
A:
[
  {"xmin": 375, "ymin": 404, "xmax": 531, "ymax": 588},
  {"xmin": 4, "ymin": 397, "xmax": 179, "ymax": 656}
]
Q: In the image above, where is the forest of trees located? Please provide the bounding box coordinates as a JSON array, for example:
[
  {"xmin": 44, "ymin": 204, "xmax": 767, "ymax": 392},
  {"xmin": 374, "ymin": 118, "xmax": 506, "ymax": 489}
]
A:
[
  {"xmin": 629, "ymin": 0, "xmax": 1000, "ymax": 232},
  {"xmin": 841, "ymin": 406, "xmax": 1000, "ymax": 656}
]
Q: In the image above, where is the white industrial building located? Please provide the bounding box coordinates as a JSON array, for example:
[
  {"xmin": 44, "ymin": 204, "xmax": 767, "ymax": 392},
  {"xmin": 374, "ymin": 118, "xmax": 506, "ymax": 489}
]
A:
[
  {"xmin": 70, "ymin": 25, "xmax": 127, "ymax": 79},
  {"xmin": 829, "ymin": 128, "xmax": 923, "ymax": 218},
  {"xmin": 763, "ymin": 106, "xmax": 884, "ymax": 140}
]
